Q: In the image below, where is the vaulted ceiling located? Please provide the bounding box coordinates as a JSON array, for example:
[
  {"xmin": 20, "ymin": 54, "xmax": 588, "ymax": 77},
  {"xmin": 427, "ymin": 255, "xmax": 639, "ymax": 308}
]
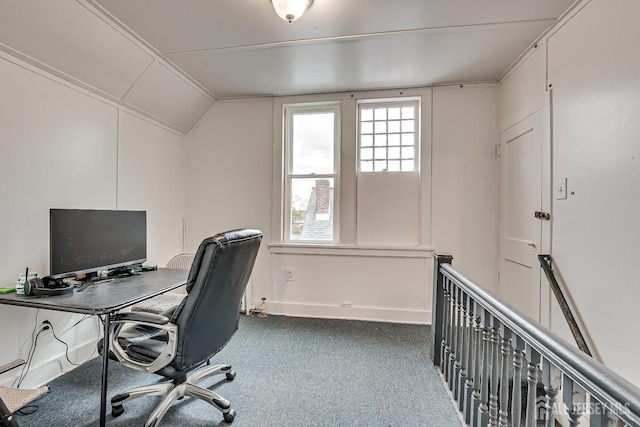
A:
[{"xmin": 0, "ymin": 0, "xmax": 576, "ymax": 133}]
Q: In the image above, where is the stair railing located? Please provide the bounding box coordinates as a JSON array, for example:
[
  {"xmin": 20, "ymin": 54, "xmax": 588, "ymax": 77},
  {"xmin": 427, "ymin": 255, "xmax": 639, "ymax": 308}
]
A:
[
  {"xmin": 431, "ymin": 253, "xmax": 640, "ymax": 427},
  {"xmin": 537, "ymin": 254, "xmax": 592, "ymax": 357}
]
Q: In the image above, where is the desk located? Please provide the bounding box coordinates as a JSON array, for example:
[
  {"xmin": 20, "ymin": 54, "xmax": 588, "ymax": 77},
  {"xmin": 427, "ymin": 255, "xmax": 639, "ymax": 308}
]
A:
[{"xmin": 0, "ymin": 268, "xmax": 188, "ymax": 427}]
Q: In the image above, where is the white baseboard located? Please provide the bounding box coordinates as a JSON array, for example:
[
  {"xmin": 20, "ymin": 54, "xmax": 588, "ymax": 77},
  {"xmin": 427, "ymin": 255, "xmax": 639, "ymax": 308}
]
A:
[{"xmin": 265, "ymin": 301, "xmax": 431, "ymax": 324}]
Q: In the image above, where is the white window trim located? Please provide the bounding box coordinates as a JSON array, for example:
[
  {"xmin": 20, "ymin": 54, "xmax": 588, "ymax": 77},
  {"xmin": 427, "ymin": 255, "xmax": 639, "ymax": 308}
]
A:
[{"xmin": 282, "ymin": 102, "xmax": 341, "ymax": 244}]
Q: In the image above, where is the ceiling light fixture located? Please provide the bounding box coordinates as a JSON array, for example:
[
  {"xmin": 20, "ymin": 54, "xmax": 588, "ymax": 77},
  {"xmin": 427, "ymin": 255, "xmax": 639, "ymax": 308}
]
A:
[{"xmin": 271, "ymin": 0, "xmax": 314, "ymax": 23}]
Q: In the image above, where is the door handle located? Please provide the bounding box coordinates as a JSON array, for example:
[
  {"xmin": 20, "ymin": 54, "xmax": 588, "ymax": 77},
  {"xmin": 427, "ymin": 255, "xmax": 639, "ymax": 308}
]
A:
[{"xmin": 535, "ymin": 211, "xmax": 550, "ymax": 220}]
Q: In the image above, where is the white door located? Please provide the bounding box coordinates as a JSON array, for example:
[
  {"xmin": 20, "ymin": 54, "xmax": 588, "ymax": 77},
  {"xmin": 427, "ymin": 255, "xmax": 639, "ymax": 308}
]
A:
[{"xmin": 498, "ymin": 106, "xmax": 551, "ymax": 323}]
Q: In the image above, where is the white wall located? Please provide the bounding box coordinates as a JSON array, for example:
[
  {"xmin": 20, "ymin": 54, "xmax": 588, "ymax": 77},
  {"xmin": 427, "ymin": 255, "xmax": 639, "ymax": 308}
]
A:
[
  {"xmin": 432, "ymin": 84, "xmax": 499, "ymax": 290},
  {"xmin": 185, "ymin": 87, "xmax": 498, "ymax": 323},
  {"xmin": 0, "ymin": 51, "xmax": 186, "ymax": 387},
  {"xmin": 498, "ymin": 0, "xmax": 640, "ymax": 386},
  {"xmin": 185, "ymin": 98, "xmax": 274, "ymax": 307}
]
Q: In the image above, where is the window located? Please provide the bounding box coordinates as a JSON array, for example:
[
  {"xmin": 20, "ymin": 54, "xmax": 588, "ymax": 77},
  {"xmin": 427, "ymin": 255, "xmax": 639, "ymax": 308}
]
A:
[
  {"xmin": 358, "ymin": 99, "xmax": 419, "ymax": 172},
  {"xmin": 283, "ymin": 103, "xmax": 340, "ymax": 242},
  {"xmin": 356, "ymin": 97, "xmax": 421, "ymax": 246}
]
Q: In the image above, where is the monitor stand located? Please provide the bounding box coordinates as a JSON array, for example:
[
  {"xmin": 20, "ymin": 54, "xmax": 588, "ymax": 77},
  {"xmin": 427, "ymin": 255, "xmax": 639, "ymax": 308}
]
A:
[
  {"xmin": 107, "ymin": 265, "xmax": 142, "ymax": 279},
  {"xmin": 76, "ymin": 272, "xmax": 113, "ymax": 292}
]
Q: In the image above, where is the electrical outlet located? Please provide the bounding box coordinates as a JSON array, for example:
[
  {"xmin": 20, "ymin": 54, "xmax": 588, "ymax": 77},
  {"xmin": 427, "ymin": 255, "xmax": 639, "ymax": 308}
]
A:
[{"xmin": 285, "ymin": 268, "xmax": 294, "ymax": 282}]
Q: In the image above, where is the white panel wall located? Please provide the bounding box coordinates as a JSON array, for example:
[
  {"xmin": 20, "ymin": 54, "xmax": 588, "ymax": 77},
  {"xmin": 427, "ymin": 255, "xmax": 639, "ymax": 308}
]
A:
[
  {"xmin": 185, "ymin": 88, "xmax": 497, "ymax": 323},
  {"xmin": 546, "ymin": 0, "xmax": 640, "ymax": 385},
  {"xmin": 497, "ymin": 0, "xmax": 640, "ymax": 386},
  {"xmin": 185, "ymin": 98, "xmax": 274, "ymax": 305},
  {"xmin": 431, "ymin": 84, "xmax": 499, "ymax": 290},
  {"xmin": 0, "ymin": 51, "xmax": 186, "ymax": 387},
  {"xmin": 116, "ymin": 111, "xmax": 186, "ymax": 267},
  {"xmin": 0, "ymin": 52, "xmax": 118, "ymax": 388}
]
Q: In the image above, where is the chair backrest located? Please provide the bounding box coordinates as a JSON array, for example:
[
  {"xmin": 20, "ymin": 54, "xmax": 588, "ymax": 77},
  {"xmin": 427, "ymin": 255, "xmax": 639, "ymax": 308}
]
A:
[
  {"xmin": 165, "ymin": 253, "xmax": 195, "ymax": 269},
  {"xmin": 170, "ymin": 229, "xmax": 262, "ymax": 371}
]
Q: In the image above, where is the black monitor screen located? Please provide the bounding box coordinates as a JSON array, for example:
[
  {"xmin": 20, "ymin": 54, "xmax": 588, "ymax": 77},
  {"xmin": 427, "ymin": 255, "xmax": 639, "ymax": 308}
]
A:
[{"xmin": 50, "ymin": 209, "xmax": 147, "ymax": 279}]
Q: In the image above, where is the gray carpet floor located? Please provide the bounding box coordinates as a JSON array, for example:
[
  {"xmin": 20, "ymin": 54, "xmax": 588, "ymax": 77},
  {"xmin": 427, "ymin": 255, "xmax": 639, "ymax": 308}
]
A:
[{"xmin": 16, "ymin": 315, "xmax": 461, "ymax": 426}]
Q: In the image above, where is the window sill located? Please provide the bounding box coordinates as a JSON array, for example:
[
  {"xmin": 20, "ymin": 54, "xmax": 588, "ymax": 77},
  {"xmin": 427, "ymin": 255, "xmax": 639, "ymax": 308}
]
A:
[{"xmin": 269, "ymin": 243, "xmax": 432, "ymax": 258}]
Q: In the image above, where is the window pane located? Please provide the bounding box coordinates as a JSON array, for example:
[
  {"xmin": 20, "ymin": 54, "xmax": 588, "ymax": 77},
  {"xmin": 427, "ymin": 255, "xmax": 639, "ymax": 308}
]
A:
[
  {"xmin": 374, "ymin": 147, "xmax": 386, "ymax": 160},
  {"xmin": 388, "ymin": 120, "xmax": 401, "ymax": 133},
  {"xmin": 361, "ymin": 161, "xmax": 373, "ymax": 172},
  {"xmin": 361, "ymin": 147, "xmax": 373, "ymax": 160},
  {"xmin": 388, "ymin": 147, "xmax": 400, "ymax": 159},
  {"xmin": 374, "ymin": 108, "xmax": 387, "ymax": 120},
  {"xmin": 374, "ymin": 121, "xmax": 387, "ymax": 134},
  {"xmin": 374, "ymin": 134, "xmax": 386, "ymax": 146},
  {"xmin": 402, "ymin": 106, "xmax": 415, "ymax": 119},
  {"xmin": 361, "ymin": 108, "xmax": 373, "ymax": 121},
  {"xmin": 402, "ymin": 120, "xmax": 414, "ymax": 132},
  {"xmin": 290, "ymin": 177, "xmax": 334, "ymax": 241},
  {"xmin": 291, "ymin": 112, "xmax": 335, "ymax": 174},
  {"xmin": 374, "ymin": 160, "xmax": 386, "ymax": 171},
  {"xmin": 402, "ymin": 133, "xmax": 414, "ymax": 146},
  {"xmin": 361, "ymin": 121, "xmax": 373, "ymax": 134},
  {"xmin": 388, "ymin": 107, "xmax": 401, "ymax": 120},
  {"xmin": 402, "ymin": 160, "xmax": 414, "ymax": 171},
  {"xmin": 361, "ymin": 134, "xmax": 373, "ymax": 147},
  {"xmin": 388, "ymin": 160, "xmax": 401, "ymax": 171},
  {"xmin": 388, "ymin": 133, "xmax": 400, "ymax": 146},
  {"xmin": 402, "ymin": 147, "xmax": 415, "ymax": 159}
]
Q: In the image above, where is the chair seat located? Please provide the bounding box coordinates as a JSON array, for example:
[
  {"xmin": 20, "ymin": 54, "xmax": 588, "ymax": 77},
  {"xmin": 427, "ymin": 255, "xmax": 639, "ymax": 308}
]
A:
[{"xmin": 131, "ymin": 293, "xmax": 184, "ymax": 314}]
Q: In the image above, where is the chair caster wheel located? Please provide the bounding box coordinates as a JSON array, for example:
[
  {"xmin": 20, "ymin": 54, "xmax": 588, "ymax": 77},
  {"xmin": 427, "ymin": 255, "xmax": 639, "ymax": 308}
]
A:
[
  {"xmin": 223, "ymin": 408, "xmax": 236, "ymax": 423},
  {"xmin": 112, "ymin": 405, "xmax": 124, "ymax": 417},
  {"xmin": 226, "ymin": 370, "xmax": 236, "ymax": 381}
]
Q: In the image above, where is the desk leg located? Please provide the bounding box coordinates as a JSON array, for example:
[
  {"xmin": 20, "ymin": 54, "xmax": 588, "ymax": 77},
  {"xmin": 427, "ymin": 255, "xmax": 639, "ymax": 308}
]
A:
[{"xmin": 100, "ymin": 314, "xmax": 111, "ymax": 427}]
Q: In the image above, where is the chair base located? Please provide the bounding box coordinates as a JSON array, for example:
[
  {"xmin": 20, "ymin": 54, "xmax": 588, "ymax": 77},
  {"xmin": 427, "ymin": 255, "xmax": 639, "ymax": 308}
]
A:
[{"xmin": 111, "ymin": 363, "xmax": 237, "ymax": 426}]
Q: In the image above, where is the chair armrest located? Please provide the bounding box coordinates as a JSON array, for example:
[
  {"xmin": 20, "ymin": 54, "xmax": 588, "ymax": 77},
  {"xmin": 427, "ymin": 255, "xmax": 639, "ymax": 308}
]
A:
[
  {"xmin": 109, "ymin": 314, "xmax": 178, "ymax": 373},
  {"xmin": 113, "ymin": 311, "xmax": 170, "ymax": 325}
]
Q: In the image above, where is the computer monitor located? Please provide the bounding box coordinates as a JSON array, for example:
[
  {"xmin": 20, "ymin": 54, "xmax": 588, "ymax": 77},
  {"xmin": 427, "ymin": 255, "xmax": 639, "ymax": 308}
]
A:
[{"xmin": 50, "ymin": 209, "xmax": 147, "ymax": 280}]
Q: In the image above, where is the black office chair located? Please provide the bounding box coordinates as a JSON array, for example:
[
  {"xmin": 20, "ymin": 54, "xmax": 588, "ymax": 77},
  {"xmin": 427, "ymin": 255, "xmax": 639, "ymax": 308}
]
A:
[{"xmin": 106, "ymin": 229, "xmax": 262, "ymax": 426}]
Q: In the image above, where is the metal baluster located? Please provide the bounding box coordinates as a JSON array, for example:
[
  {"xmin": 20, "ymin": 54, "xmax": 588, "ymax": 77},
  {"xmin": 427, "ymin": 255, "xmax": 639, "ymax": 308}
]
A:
[
  {"xmin": 498, "ymin": 326, "xmax": 512, "ymax": 427},
  {"xmin": 457, "ymin": 289, "xmax": 469, "ymax": 410},
  {"xmin": 511, "ymin": 336, "xmax": 525, "ymax": 427},
  {"xmin": 442, "ymin": 276, "xmax": 452, "ymax": 383},
  {"xmin": 489, "ymin": 319, "xmax": 501, "ymax": 427},
  {"xmin": 449, "ymin": 284, "xmax": 460, "ymax": 394},
  {"xmin": 470, "ymin": 310, "xmax": 483, "ymax": 427},
  {"xmin": 541, "ymin": 359, "xmax": 562, "ymax": 427},
  {"xmin": 477, "ymin": 309, "xmax": 491, "ymax": 427},
  {"xmin": 464, "ymin": 298, "xmax": 476, "ymax": 425},
  {"xmin": 524, "ymin": 346, "xmax": 541, "ymax": 427},
  {"xmin": 590, "ymin": 400, "xmax": 620, "ymax": 427},
  {"xmin": 431, "ymin": 253, "xmax": 452, "ymax": 368},
  {"xmin": 563, "ymin": 375, "xmax": 586, "ymax": 427}
]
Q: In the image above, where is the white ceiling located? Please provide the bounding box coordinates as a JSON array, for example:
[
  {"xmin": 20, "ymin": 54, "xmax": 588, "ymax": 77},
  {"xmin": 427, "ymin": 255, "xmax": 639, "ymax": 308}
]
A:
[
  {"xmin": 0, "ymin": 0, "xmax": 575, "ymax": 132},
  {"xmin": 91, "ymin": 0, "xmax": 575, "ymax": 99}
]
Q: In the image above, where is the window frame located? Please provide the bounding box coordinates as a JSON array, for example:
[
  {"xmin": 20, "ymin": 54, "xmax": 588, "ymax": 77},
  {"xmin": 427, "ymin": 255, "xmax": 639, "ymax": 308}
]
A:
[
  {"xmin": 282, "ymin": 102, "xmax": 341, "ymax": 244},
  {"xmin": 357, "ymin": 97, "xmax": 421, "ymax": 174}
]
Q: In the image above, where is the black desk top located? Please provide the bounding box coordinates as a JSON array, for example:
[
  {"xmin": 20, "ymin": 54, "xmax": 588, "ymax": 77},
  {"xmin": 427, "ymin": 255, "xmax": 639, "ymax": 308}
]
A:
[{"xmin": 0, "ymin": 268, "xmax": 188, "ymax": 315}]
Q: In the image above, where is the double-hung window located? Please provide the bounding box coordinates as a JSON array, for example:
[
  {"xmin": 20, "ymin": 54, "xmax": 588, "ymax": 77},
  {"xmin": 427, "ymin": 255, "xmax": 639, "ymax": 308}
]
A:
[{"xmin": 283, "ymin": 103, "xmax": 340, "ymax": 243}]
